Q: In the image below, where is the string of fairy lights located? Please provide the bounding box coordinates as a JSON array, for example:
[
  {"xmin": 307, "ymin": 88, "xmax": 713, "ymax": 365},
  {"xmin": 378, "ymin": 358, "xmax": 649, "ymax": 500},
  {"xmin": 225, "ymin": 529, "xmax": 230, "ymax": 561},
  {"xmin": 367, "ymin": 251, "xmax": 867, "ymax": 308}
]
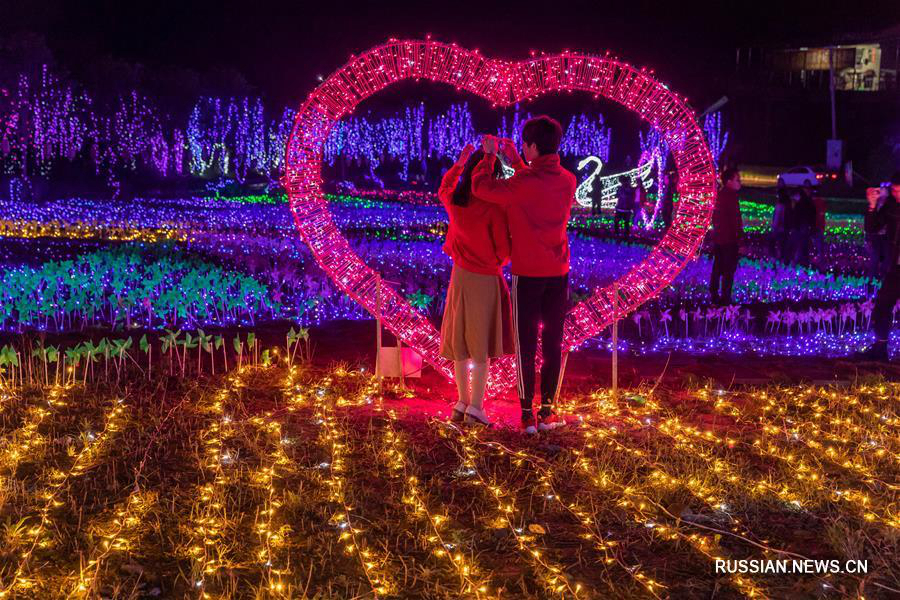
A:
[
  {"xmin": 4, "ymin": 59, "xmax": 706, "ymax": 189},
  {"xmin": 435, "ymin": 422, "xmax": 585, "ymax": 597},
  {"xmin": 1, "ymin": 68, "xmax": 294, "ymax": 182},
  {"xmin": 701, "ymin": 388, "xmax": 899, "ymax": 488},
  {"xmin": 0, "ymin": 364, "xmax": 896, "ymax": 595},
  {"xmin": 573, "ymin": 421, "xmax": 769, "ymax": 598},
  {"xmin": 324, "ymin": 102, "xmax": 613, "ymax": 182},
  {"xmin": 654, "ymin": 410, "xmax": 898, "ymax": 530},
  {"xmin": 312, "ymin": 372, "xmax": 396, "ymax": 596},
  {"xmin": 67, "ymin": 490, "xmax": 156, "ymax": 598},
  {"xmin": 378, "ymin": 409, "xmax": 494, "ymax": 597},
  {"xmin": 243, "ymin": 386, "xmax": 301, "ymax": 596},
  {"xmin": 0, "ymin": 220, "xmax": 186, "ymax": 242},
  {"xmin": 555, "ymin": 388, "xmax": 893, "ymax": 596},
  {"xmin": 469, "ymin": 415, "xmax": 763, "ymax": 597},
  {"xmin": 475, "ymin": 435, "xmax": 667, "ymax": 598},
  {"xmin": 0, "ymin": 392, "xmax": 127, "ymax": 597},
  {"xmin": 625, "ymin": 396, "xmax": 897, "ymax": 596},
  {"xmin": 0, "ymin": 389, "xmax": 65, "ymax": 511},
  {"xmin": 63, "ymin": 384, "xmax": 194, "ymax": 598},
  {"xmin": 185, "ymin": 370, "xmax": 244, "ymax": 596},
  {"xmin": 580, "ymin": 387, "xmax": 900, "ymax": 536}
]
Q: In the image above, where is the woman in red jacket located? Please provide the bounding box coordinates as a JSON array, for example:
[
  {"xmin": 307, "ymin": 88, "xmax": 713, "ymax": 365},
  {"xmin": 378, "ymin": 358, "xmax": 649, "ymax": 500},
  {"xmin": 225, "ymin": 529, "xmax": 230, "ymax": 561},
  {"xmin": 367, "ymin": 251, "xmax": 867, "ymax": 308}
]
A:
[{"xmin": 438, "ymin": 144, "xmax": 513, "ymax": 426}]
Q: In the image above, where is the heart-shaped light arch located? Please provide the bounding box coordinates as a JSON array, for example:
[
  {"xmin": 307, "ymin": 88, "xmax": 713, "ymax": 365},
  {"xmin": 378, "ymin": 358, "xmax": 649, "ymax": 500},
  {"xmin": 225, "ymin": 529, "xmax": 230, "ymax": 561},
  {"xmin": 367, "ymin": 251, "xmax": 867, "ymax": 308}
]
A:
[{"xmin": 284, "ymin": 39, "xmax": 716, "ymax": 396}]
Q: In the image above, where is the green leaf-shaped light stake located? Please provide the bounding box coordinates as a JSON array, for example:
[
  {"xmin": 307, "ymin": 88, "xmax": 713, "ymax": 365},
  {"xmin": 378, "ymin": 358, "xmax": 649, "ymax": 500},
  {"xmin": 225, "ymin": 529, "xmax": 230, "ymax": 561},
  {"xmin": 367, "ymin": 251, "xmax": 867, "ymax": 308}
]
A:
[
  {"xmin": 215, "ymin": 335, "xmax": 225, "ymax": 373},
  {"xmin": 233, "ymin": 335, "xmax": 243, "ymax": 370}
]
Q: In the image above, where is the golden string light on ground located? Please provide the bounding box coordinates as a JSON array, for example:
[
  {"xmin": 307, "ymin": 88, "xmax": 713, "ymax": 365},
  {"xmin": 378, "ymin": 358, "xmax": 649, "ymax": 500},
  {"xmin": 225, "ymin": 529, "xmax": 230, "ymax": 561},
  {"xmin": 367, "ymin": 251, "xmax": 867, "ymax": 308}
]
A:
[
  {"xmin": 476, "ymin": 436, "xmax": 666, "ymax": 598},
  {"xmin": 589, "ymin": 386, "xmax": 898, "ymax": 531},
  {"xmin": 436, "ymin": 422, "xmax": 584, "ymax": 598},
  {"xmin": 379, "ymin": 409, "xmax": 494, "ymax": 598},
  {"xmin": 571, "ymin": 393, "xmax": 769, "ymax": 596},
  {"xmin": 67, "ymin": 490, "xmax": 156, "ymax": 598},
  {"xmin": 582, "ymin": 385, "xmax": 900, "ymax": 596},
  {"xmin": 0, "ymin": 385, "xmax": 69, "ymax": 511},
  {"xmin": 656, "ymin": 407, "xmax": 899, "ymax": 530},
  {"xmin": 183, "ymin": 369, "xmax": 245, "ymax": 597},
  {"xmin": 706, "ymin": 387, "xmax": 900, "ymax": 479},
  {"xmin": 313, "ymin": 375, "xmax": 396, "ymax": 597},
  {"xmin": 0, "ymin": 393, "xmax": 127, "ymax": 596},
  {"xmin": 0, "ymin": 365, "xmax": 896, "ymax": 597},
  {"xmin": 574, "ymin": 424, "xmax": 769, "ymax": 599},
  {"xmin": 245, "ymin": 409, "xmax": 295, "ymax": 597}
]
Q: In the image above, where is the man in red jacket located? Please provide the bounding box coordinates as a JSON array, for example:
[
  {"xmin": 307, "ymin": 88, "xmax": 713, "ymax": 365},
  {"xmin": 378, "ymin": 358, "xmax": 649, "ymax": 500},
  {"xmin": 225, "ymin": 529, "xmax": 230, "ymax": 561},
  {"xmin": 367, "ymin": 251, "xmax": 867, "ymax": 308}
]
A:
[
  {"xmin": 709, "ymin": 167, "xmax": 744, "ymax": 305},
  {"xmin": 473, "ymin": 116, "xmax": 577, "ymax": 434}
]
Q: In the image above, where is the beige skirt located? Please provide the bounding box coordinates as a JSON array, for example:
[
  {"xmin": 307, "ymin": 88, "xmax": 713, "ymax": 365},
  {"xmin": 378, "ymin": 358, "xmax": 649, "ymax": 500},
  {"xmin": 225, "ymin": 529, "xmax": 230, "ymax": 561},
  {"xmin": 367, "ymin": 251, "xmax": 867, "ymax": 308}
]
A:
[{"xmin": 440, "ymin": 265, "xmax": 513, "ymax": 362}]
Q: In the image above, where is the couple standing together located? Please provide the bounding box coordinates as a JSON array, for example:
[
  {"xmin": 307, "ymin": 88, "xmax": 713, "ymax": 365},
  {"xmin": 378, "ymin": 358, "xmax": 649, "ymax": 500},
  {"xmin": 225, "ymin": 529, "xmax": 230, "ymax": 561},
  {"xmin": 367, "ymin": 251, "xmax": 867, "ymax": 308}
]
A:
[{"xmin": 437, "ymin": 116, "xmax": 576, "ymax": 435}]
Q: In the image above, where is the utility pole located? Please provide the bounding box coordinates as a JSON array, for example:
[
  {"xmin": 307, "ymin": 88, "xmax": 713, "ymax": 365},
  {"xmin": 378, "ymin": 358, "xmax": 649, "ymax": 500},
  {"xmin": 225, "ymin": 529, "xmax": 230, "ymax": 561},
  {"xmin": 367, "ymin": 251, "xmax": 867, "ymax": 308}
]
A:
[
  {"xmin": 829, "ymin": 46, "xmax": 837, "ymax": 140},
  {"xmin": 826, "ymin": 46, "xmax": 842, "ymax": 171}
]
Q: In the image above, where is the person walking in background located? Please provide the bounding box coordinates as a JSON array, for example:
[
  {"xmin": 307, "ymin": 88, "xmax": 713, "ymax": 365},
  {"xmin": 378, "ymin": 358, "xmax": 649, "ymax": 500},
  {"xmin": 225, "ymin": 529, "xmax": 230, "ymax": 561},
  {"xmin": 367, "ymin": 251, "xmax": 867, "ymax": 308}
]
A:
[
  {"xmin": 437, "ymin": 144, "xmax": 513, "ymax": 426},
  {"xmin": 805, "ymin": 181, "xmax": 827, "ymax": 264},
  {"xmin": 789, "ymin": 187, "xmax": 816, "ymax": 267},
  {"xmin": 635, "ymin": 183, "xmax": 652, "ymax": 229},
  {"xmin": 771, "ymin": 179, "xmax": 791, "ymax": 262},
  {"xmin": 473, "ymin": 116, "xmax": 576, "ymax": 434},
  {"xmin": 660, "ymin": 169, "xmax": 677, "ymax": 229},
  {"xmin": 709, "ymin": 167, "xmax": 744, "ymax": 305},
  {"xmin": 614, "ymin": 176, "xmax": 635, "ymax": 238},
  {"xmin": 865, "ymin": 186, "xmax": 892, "ymax": 279},
  {"xmin": 590, "ymin": 177, "xmax": 603, "ymax": 218},
  {"xmin": 859, "ymin": 172, "xmax": 900, "ymax": 361}
]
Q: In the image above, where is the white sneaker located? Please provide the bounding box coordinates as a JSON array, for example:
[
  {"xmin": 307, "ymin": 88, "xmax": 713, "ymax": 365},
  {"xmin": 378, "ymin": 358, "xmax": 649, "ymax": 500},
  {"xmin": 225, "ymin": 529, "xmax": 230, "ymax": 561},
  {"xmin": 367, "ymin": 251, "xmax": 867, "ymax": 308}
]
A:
[
  {"xmin": 520, "ymin": 415, "xmax": 537, "ymax": 435},
  {"xmin": 463, "ymin": 406, "xmax": 492, "ymax": 427}
]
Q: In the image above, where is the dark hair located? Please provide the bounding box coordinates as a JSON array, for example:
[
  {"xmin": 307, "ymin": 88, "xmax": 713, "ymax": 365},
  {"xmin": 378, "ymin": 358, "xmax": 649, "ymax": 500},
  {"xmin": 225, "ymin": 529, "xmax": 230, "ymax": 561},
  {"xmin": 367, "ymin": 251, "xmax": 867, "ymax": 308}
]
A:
[
  {"xmin": 891, "ymin": 171, "xmax": 900, "ymax": 186},
  {"xmin": 721, "ymin": 167, "xmax": 740, "ymax": 185},
  {"xmin": 521, "ymin": 115, "xmax": 563, "ymax": 155},
  {"xmin": 451, "ymin": 149, "xmax": 503, "ymax": 206}
]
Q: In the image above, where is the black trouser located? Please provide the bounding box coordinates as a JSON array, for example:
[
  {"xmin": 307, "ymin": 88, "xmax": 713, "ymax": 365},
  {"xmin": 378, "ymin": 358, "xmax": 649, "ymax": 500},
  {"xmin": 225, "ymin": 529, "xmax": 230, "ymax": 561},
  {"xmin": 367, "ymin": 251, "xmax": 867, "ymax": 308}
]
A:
[
  {"xmin": 512, "ymin": 274, "xmax": 568, "ymax": 411},
  {"xmin": 867, "ymin": 235, "xmax": 891, "ymax": 279},
  {"xmin": 710, "ymin": 243, "xmax": 740, "ymax": 303},
  {"xmin": 770, "ymin": 231, "xmax": 789, "ymax": 262},
  {"xmin": 790, "ymin": 226, "xmax": 812, "ymax": 266},
  {"xmin": 614, "ymin": 210, "xmax": 632, "ymax": 236},
  {"xmin": 873, "ymin": 265, "xmax": 900, "ymax": 343}
]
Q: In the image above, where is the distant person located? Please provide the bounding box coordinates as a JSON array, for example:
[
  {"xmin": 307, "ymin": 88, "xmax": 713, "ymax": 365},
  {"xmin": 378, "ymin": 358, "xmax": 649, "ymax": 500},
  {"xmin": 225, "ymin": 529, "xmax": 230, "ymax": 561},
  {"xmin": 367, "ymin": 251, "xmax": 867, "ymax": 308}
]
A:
[
  {"xmin": 789, "ymin": 188, "xmax": 816, "ymax": 267},
  {"xmin": 614, "ymin": 176, "xmax": 635, "ymax": 238},
  {"xmin": 805, "ymin": 181, "xmax": 827, "ymax": 262},
  {"xmin": 473, "ymin": 116, "xmax": 577, "ymax": 434},
  {"xmin": 771, "ymin": 179, "xmax": 791, "ymax": 262},
  {"xmin": 709, "ymin": 167, "xmax": 744, "ymax": 304},
  {"xmin": 590, "ymin": 177, "xmax": 603, "ymax": 217},
  {"xmin": 865, "ymin": 185, "xmax": 892, "ymax": 278},
  {"xmin": 635, "ymin": 183, "xmax": 651, "ymax": 228},
  {"xmin": 660, "ymin": 170, "xmax": 677, "ymax": 228},
  {"xmin": 858, "ymin": 172, "xmax": 900, "ymax": 361},
  {"xmin": 437, "ymin": 144, "xmax": 513, "ymax": 426}
]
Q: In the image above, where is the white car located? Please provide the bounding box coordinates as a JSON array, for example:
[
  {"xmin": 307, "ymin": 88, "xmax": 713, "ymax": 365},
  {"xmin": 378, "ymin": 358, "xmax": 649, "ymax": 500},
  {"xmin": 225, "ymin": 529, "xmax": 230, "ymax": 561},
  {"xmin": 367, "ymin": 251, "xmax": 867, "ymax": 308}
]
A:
[{"xmin": 777, "ymin": 166, "xmax": 820, "ymax": 187}]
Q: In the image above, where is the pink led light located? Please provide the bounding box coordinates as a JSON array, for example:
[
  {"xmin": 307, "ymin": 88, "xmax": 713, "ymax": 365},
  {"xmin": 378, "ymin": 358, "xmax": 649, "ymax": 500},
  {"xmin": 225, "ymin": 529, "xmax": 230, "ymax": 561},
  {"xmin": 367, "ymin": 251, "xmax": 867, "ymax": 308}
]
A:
[{"xmin": 284, "ymin": 39, "xmax": 717, "ymax": 396}]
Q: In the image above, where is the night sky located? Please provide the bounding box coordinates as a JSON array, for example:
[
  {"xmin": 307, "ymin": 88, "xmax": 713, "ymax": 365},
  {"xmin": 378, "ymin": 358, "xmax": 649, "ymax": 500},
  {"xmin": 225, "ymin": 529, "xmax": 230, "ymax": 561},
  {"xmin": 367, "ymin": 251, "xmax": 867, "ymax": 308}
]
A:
[{"xmin": 1, "ymin": 0, "xmax": 898, "ymax": 108}]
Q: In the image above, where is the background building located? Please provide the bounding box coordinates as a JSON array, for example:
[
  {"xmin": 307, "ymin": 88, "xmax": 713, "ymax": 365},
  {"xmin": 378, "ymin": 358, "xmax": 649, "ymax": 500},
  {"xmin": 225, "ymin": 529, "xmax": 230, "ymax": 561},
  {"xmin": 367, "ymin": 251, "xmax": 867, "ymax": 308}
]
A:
[{"xmin": 730, "ymin": 24, "xmax": 900, "ymax": 180}]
